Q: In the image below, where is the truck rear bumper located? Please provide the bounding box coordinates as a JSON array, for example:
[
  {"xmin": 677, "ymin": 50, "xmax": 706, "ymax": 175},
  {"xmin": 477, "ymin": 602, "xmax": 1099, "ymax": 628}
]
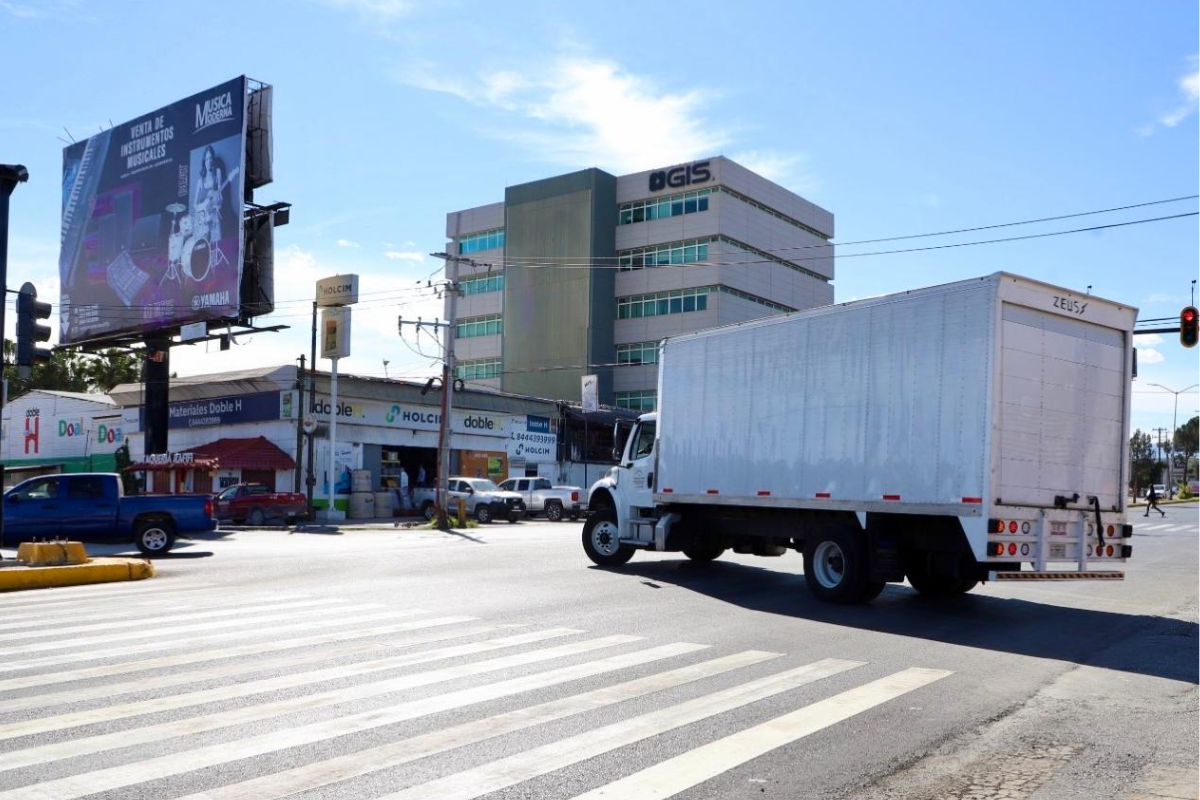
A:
[{"xmin": 989, "ymin": 570, "xmax": 1124, "ymax": 581}]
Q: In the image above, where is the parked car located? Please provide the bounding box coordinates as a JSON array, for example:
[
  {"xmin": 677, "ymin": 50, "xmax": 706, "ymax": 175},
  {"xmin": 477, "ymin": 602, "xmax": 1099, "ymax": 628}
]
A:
[
  {"xmin": 1143, "ymin": 484, "xmax": 1169, "ymax": 499},
  {"xmin": 215, "ymin": 483, "xmax": 307, "ymax": 525},
  {"xmin": 497, "ymin": 477, "xmax": 583, "ymax": 521},
  {"xmin": 413, "ymin": 478, "xmax": 525, "ymax": 523},
  {"xmin": 1, "ymin": 473, "xmax": 216, "ymax": 555}
]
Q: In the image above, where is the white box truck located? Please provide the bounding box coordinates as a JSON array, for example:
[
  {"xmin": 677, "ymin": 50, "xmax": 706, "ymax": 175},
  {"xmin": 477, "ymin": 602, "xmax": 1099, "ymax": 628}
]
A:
[{"xmin": 583, "ymin": 273, "xmax": 1137, "ymax": 603}]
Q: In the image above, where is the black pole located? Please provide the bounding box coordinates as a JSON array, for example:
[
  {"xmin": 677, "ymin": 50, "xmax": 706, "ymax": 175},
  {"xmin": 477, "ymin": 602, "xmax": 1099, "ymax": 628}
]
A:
[
  {"xmin": 305, "ymin": 300, "xmax": 317, "ymax": 516},
  {"xmin": 144, "ymin": 335, "xmax": 171, "ymax": 462},
  {"xmin": 294, "ymin": 354, "xmax": 305, "ymax": 494},
  {"xmin": 0, "ymin": 165, "xmax": 29, "ymax": 555}
]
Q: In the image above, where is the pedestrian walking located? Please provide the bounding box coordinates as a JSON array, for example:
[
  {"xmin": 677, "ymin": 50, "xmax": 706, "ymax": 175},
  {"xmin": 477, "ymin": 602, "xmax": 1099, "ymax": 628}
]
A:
[{"xmin": 1145, "ymin": 484, "xmax": 1165, "ymax": 517}]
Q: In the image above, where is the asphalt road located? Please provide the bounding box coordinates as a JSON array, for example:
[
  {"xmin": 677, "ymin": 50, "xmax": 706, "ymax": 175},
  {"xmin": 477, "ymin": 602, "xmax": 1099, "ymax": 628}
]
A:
[{"xmin": 0, "ymin": 506, "xmax": 1195, "ymax": 800}]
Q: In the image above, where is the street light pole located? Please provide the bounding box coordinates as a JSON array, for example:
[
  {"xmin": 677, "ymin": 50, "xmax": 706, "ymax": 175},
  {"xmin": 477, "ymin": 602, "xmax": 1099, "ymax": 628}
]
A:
[
  {"xmin": 1149, "ymin": 383, "xmax": 1199, "ymax": 493},
  {"xmin": 0, "ymin": 164, "xmax": 29, "ymax": 558}
]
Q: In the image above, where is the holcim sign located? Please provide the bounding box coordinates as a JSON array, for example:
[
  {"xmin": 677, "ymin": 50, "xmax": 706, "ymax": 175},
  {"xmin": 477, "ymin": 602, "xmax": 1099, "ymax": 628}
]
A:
[{"xmin": 284, "ymin": 392, "xmax": 512, "ymax": 438}]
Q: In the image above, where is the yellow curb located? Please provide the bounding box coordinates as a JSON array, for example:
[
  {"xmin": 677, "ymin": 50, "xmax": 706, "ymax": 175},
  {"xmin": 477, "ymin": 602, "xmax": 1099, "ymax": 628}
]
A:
[{"xmin": 0, "ymin": 558, "xmax": 154, "ymax": 593}]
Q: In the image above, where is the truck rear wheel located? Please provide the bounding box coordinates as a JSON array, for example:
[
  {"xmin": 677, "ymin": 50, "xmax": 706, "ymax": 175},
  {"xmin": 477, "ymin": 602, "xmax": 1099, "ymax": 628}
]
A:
[
  {"xmin": 475, "ymin": 504, "xmax": 492, "ymax": 524},
  {"xmin": 905, "ymin": 552, "xmax": 978, "ymax": 597},
  {"xmin": 582, "ymin": 509, "xmax": 633, "ymax": 566},
  {"xmin": 803, "ymin": 527, "xmax": 875, "ymax": 604},
  {"xmin": 135, "ymin": 519, "xmax": 176, "ymax": 555},
  {"xmin": 247, "ymin": 507, "xmax": 266, "ymax": 526},
  {"xmin": 545, "ymin": 501, "xmax": 564, "ymax": 522}
]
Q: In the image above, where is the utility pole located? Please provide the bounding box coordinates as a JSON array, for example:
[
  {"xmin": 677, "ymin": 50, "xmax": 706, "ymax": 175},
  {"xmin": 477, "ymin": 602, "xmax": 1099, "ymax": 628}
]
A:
[
  {"xmin": 0, "ymin": 164, "xmax": 29, "ymax": 556},
  {"xmin": 294, "ymin": 354, "xmax": 306, "ymax": 494},
  {"xmin": 1149, "ymin": 383, "xmax": 1199, "ymax": 495},
  {"xmin": 306, "ymin": 301, "xmax": 317, "ymax": 517}
]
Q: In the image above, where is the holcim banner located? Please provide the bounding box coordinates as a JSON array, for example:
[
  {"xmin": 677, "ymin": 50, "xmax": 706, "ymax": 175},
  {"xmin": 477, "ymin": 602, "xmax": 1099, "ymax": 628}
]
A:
[
  {"xmin": 283, "ymin": 392, "xmax": 512, "ymax": 438},
  {"xmin": 59, "ymin": 77, "xmax": 249, "ymax": 344}
]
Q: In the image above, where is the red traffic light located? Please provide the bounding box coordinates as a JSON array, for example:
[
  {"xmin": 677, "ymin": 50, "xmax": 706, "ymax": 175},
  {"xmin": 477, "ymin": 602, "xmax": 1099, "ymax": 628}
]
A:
[{"xmin": 1182, "ymin": 306, "xmax": 1199, "ymax": 349}]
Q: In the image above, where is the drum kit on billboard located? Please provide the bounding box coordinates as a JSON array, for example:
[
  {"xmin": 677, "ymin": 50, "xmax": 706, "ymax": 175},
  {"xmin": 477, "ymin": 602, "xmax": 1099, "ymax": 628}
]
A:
[{"xmin": 163, "ymin": 202, "xmax": 228, "ymax": 286}]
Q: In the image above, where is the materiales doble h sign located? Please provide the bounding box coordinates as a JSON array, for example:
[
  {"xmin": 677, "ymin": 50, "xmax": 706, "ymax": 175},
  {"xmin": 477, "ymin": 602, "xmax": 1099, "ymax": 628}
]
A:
[{"xmin": 59, "ymin": 77, "xmax": 250, "ymax": 345}]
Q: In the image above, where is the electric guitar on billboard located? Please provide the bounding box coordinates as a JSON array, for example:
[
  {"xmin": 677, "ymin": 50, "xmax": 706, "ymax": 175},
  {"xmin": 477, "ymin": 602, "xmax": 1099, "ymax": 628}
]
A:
[{"xmin": 194, "ymin": 166, "xmax": 240, "ymax": 235}]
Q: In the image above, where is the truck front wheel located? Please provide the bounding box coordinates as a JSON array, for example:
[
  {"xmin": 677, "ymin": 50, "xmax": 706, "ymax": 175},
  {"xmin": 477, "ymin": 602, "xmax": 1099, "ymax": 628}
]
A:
[
  {"xmin": 135, "ymin": 519, "xmax": 176, "ymax": 555},
  {"xmin": 803, "ymin": 527, "xmax": 875, "ymax": 604},
  {"xmin": 582, "ymin": 509, "xmax": 633, "ymax": 566},
  {"xmin": 905, "ymin": 552, "xmax": 978, "ymax": 597}
]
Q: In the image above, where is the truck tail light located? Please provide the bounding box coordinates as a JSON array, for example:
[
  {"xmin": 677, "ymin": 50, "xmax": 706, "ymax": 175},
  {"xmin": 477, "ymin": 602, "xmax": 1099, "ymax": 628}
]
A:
[
  {"xmin": 1008, "ymin": 543, "xmax": 1017, "ymax": 556},
  {"xmin": 204, "ymin": 499, "xmax": 214, "ymax": 518},
  {"xmin": 991, "ymin": 519, "xmax": 1005, "ymax": 533},
  {"xmin": 989, "ymin": 543, "xmax": 1005, "ymax": 556},
  {"xmin": 571, "ymin": 491, "xmax": 579, "ymax": 502},
  {"xmin": 1008, "ymin": 521, "xmax": 1018, "ymax": 533}
]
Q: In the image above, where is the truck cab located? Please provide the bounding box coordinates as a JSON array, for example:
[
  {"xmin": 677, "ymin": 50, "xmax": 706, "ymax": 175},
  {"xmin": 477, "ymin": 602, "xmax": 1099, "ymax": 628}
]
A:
[{"xmin": 584, "ymin": 413, "xmax": 660, "ymax": 562}]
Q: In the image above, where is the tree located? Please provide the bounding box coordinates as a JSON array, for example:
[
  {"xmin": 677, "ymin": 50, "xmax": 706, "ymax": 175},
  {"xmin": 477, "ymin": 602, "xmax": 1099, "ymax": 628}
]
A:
[
  {"xmin": 83, "ymin": 349, "xmax": 142, "ymax": 392},
  {"xmin": 1174, "ymin": 416, "xmax": 1198, "ymax": 462},
  {"xmin": 2, "ymin": 340, "xmax": 142, "ymax": 397},
  {"xmin": 1129, "ymin": 429, "xmax": 1162, "ymax": 496}
]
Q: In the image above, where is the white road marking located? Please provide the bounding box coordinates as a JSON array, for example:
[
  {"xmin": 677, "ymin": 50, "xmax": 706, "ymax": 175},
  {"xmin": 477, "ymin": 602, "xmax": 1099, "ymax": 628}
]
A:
[
  {"xmin": 0, "ymin": 602, "xmax": 386, "ymax": 659},
  {"xmin": 0, "ymin": 597, "xmax": 354, "ymax": 642},
  {"xmin": 0, "ymin": 628, "xmax": 581, "ymax": 740},
  {"xmin": 0, "ymin": 619, "xmax": 507, "ymax": 711},
  {"xmin": 0, "ymin": 583, "xmax": 214, "ymax": 611},
  {"xmin": 381, "ymin": 658, "xmax": 866, "ymax": 800},
  {"xmin": 0, "ymin": 589, "xmax": 322, "ymax": 629},
  {"xmin": 569, "ymin": 667, "xmax": 954, "ymax": 800},
  {"xmin": 0, "ymin": 634, "xmax": 644, "ymax": 776},
  {"xmin": 173, "ymin": 649, "xmax": 780, "ymax": 800},
  {"xmin": 1138, "ymin": 523, "xmax": 1171, "ymax": 531},
  {"xmin": 0, "ymin": 633, "xmax": 676, "ymax": 796},
  {"xmin": 0, "ymin": 614, "xmax": 475, "ymax": 695},
  {"xmin": 0, "ymin": 607, "xmax": 433, "ymax": 674}
]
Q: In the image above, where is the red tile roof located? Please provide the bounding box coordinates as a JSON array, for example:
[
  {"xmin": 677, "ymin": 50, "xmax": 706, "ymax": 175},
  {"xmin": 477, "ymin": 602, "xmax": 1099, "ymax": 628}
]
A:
[{"xmin": 190, "ymin": 437, "xmax": 296, "ymax": 471}]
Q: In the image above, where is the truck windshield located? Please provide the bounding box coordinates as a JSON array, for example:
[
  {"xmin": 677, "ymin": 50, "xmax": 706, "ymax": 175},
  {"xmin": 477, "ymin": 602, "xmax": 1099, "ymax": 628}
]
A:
[
  {"xmin": 467, "ymin": 479, "xmax": 501, "ymax": 492},
  {"xmin": 632, "ymin": 423, "xmax": 656, "ymax": 459}
]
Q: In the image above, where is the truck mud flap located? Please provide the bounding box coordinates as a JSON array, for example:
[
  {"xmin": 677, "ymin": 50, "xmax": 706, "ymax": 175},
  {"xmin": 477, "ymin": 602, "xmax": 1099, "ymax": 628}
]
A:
[{"xmin": 989, "ymin": 571, "xmax": 1124, "ymax": 581}]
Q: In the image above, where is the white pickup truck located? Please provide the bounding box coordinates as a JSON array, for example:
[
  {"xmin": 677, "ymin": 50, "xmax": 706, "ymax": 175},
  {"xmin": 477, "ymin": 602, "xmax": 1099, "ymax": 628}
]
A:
[
  {"xmin": 584, "ymin": 272, "xmax": 1136, "ymax": 603},
  {"xmin": 498, "ymin": 477, "xmax": 584, "ymax": 521}
]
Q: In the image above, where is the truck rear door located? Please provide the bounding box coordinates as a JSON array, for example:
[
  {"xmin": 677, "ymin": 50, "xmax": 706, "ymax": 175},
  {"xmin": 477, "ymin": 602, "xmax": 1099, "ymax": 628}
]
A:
[
  {"xmin": 61, "ymin": 475, "xmax": 121, "ymax": 540},
  {"xmin": 996, "ymin": 288, "xmax": 1132, "ymax": 511}
]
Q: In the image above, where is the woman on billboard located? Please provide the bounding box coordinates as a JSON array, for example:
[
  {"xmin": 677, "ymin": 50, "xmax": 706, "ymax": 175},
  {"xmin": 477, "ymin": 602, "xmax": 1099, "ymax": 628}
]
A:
[{"xmin": 193, "ymin": 145, "xmax": 227, "ymax": 246}]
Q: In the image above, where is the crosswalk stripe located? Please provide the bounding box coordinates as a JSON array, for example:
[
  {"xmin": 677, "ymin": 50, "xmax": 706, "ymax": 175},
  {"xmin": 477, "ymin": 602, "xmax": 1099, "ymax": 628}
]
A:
[
  {"xmin": 174, "ymin": 649, "xmax": 783, "ymax": 800},
  {"xmin": 0, "ymin": 590, "xmax": 322, "ymax": 629},
  {"xmin": 0, "ymin": 583, "xmax": 214, "ymax": 611},
  {"xmin": 0, "ymin": 634, "xmax": 647, "ymax": 776},
  {"xmin": 568, "ymin": 667, "xmax": 954, "ymax": 800},
  {"xmin": 3, "ymin": 639, "xmax": 703, "ymax": 799},
  {"xmin": 0, "ymin": 627, "xmax": 581, "ymax": 740},
  {"xmin": 0, "ymin": 596, "xmax": 360, "ymax": 642},
  {"xmin": 1139, "ymin": 523, "xmax": 1170, "ymax": 531},
  {"xmin": 0, "ymin": 614, "xmax": 478, "ymax": 695},
  {"xmin": 0, "ymin": 601, "xmax": 373, "ymax": 657},
  {"xmin": 0, "ymin": 607, "xmax": 432, "ymax": 674},
  {"xmin": 0, "ymin": 619, "xmax": 510, "ymax": 712},
  {"xmin": 381, "ymin": 658, "xmax": 866, "ymax": 800}
]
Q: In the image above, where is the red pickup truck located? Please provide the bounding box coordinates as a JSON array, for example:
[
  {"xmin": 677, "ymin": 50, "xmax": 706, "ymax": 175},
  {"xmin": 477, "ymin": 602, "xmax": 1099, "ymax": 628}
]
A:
[{"xmin": 215, "ymin": 483, "xmax": 307, "ymax": 525}]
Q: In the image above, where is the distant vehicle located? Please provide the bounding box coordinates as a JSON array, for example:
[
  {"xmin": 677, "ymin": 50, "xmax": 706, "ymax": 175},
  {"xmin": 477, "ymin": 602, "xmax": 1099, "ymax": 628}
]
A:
[
  {"xmin": 2, "ymin": 473, "xmax": 216, "ymax": 555},
  {"xmin": 414, "ymin": 478, "xmax": 525, "ymax": 523},
  {"xmin": 1143, "ymin": 484, "xmax": 1168, "ymax": 499},
  {"xmin": 215, "ymin": 483, "xmax": 307, "ymax": 525},
  {"xmin": 585, "ymin": 273, "xmax": 1136, "ymax": 603},
  {"xmin": 497, "ymin": 478, "xmax": 583, "ymax": 521}
]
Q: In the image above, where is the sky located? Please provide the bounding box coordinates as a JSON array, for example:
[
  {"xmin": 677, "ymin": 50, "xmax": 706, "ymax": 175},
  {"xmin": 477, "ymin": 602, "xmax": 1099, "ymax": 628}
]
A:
[{"xmin": 1, "ymin": 0, "xmax": 1197, "ymax": 439}]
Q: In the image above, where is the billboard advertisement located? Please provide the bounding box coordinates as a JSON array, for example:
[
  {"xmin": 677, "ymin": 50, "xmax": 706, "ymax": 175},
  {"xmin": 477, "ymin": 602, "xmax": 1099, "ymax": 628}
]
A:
[{"xmin": 59, "ymin": 77, "xmax": 249, "ymax": 345}]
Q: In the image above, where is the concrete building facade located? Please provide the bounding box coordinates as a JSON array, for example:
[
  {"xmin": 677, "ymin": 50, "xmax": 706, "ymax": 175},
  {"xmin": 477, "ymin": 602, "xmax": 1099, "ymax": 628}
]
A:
[{"xmin": 444, "ymin": 156, "xmax": 835, "ymax": 410}]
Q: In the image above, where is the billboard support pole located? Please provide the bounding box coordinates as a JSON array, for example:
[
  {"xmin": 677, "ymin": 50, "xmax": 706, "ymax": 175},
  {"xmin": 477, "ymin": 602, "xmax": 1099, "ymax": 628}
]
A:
[
  {"xmin": 144, "ymin": 335, "xmax": 171, "ymax": 463},
  {"xmin": 325, "ymin": 356, "xmax": 344, "ymax": 521},
  {"xmin": 294, "ymin": 354, "xmax": 305, "ymax": 495},
  {"xmin": 306, "ymin": 301, "xmax": 317, "ymax": 518},
  {"xmin": 0, "ymin": 164, "xmax": 30, "ymax": 555}
]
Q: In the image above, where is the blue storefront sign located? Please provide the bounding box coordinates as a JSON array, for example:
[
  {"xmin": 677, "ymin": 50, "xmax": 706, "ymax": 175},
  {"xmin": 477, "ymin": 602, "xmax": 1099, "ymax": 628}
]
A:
[
  {"xmin": 527, "ymin": 415, "xmax": 551, "ymax": 434},
  {"xmin": 137, "ymin": 391, "xmax": 282, "ymax": 429}
]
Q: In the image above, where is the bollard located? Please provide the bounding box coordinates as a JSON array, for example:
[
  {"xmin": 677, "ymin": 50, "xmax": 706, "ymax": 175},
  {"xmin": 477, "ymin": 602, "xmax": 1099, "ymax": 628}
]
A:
[{"xmin": 456, "ymin": 498, "xmax": 467, "ymax": 526}]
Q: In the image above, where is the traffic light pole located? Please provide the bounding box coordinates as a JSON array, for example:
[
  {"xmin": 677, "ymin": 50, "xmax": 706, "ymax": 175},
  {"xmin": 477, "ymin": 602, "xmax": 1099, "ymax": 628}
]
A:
[{"xmin": 0, "ymin": 165, "xmax": 29, "ymax": 556}]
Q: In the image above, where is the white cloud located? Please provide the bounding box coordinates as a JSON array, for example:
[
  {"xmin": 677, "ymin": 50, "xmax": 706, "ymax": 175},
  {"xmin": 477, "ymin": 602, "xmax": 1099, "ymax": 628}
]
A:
[
  {"xmin": 1138, "ymin": 348, "xmax": 1165, "ymax": 364},
  {"xmin": 384, "ymin": 250, "xmax": 425, "ymax": 264},
  {"xmin": 316, "ymin": 0, "xmax": 413, "ymax": 22},
  {"xmin": 1146, "ymin": 292, "xmax": 1178, "ymax": 304},
  {"xmin": 1140, "ymin": 56, "xmax": 1199, "ymax": 134},
  {"xmin": 1137, "ymin": 334, "xmax": 1165, "ymax": 346},
  {"xmin": 730, "ymin": 150, "xmax": 817, "ymax": 192},
  {"xmin": 400, "ymin": 54, "xmax": 733, "ymax": 175},
  {"xmin": 336, "ymin": 239, "xmax": 361, "ymax": 248}
]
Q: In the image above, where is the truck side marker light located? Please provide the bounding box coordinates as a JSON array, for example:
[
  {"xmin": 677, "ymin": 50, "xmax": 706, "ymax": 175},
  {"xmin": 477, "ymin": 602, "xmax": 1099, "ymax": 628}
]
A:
[
  {"xmin": 1008, "ymin": 543, "xmax": 1018, "ymax": 556},
  {"xmin": 1106, "ymin": 525, "xmax": 1114, "ymax": 538},
  {"xmin": 815, "ymin": 492, "xmax": 831, "ymax": 499},
  {"xmin": 989, "ymin": 543, "xmax": 1004, "ymax": 556},
  {"xmin": 706, "ymin": 489, "xmax": 719, "ymax": 495},
  {"xmin": 1021, "ymin": 521, "xmax": 1031, "ymax": 534},
  {"xmin": 993, "ymin": 519, "xmax": 1006, "ymax": 533},
  {"xmin": 757, "ymin": 491, "xmax": 771, "ymax": 497},
  {"xmin": 1008, "ymin": 521, "xmax": 1018, "ymax": 533},
  {"xmin": 962, "ymin": 497, "xmax": 983, "ymax": 504},
  {"xmin": 883, "ymin": 494, "xmax": 901, "ymax": 501},
  {"xmin": 1106, "ymin": 545, "xmax": 1114, "ymax": 557},
  {"xmin": 662, "ymin": 488, "xmax": 673, "ymax": 493}
]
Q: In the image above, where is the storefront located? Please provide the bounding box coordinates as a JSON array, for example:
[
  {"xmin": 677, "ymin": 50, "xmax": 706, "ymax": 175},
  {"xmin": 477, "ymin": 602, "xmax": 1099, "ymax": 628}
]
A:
[{"xmin": 0, "ymin": 390, "xmax": 129, "ymax": 488}]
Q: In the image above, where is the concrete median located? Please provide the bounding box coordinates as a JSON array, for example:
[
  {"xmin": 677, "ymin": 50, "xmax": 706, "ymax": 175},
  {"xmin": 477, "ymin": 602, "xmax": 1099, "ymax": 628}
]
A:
[{"xmin": 0, "ymin": 558, "xmax": 154, "ymax": 593}]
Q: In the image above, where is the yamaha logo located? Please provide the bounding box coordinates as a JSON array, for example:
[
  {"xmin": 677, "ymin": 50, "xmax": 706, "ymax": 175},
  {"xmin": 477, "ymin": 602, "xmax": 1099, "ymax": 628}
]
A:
[{"xmin": 649, "ymin": 160, "xmax": 712, "ymax": 192}]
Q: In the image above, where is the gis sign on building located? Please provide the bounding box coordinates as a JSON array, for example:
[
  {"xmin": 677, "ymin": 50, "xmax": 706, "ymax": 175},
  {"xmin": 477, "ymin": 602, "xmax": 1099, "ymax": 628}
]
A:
[{"xmin": 59, "ymin": 77, "xmax": 251, "ymax": 345}]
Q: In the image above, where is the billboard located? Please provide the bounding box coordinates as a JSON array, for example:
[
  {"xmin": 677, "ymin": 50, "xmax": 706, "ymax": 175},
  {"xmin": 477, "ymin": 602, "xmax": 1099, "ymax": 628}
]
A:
[{"xmin": 59, "ymin": 77, "xmax": 250, "ymax": 345}]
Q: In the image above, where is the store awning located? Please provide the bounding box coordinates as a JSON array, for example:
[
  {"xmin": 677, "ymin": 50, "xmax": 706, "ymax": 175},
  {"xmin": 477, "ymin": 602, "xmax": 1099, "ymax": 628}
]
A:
[
  {"xmin": 191, "ymin": 436, "xmax": 296, "ymax": 471},
  {"xmin": 127, "ymin": 457, "xmax": 220, "ymax": 472}
]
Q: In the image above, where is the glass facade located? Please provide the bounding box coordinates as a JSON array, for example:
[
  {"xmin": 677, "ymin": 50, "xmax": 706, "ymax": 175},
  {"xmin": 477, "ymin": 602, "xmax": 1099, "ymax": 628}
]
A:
[
  {"xmin": 616, "ymin": 341, "xmax": 659, "ymax": 365},
  {"xmin": 457, "ymin": 228, "xmax": 505, "ymax": 255},
  {"xmin": 618, "ymin": 188, "xmax": 712, "ymax": 225},
  {"xmin": 456, "ymin": 358, "xmax": 502, "ymax": 380},
  {"xmin": 460, "ymin": 273, "xmax": 505, "ymax": 296},
  {"xmin": 615, "ymin": 390, "xmax": 657, "ymax": 412},
  {"xmin": 617, "ymin": 287, "xmax": 711, "ymax": 319},
  {"xmin": 457, "ymin": 314, "xmax": 502, "ymax": 338},
  {"xmin": 618, "ymin": 238, "xmax": 713, "ymax": 271}
]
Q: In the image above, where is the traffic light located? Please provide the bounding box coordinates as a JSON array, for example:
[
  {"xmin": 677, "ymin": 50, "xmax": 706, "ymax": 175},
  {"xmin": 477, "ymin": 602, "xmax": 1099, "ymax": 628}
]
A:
[
  {"xmin": 1182, "ymin": 306, "xmax": 1198, "ymax": 349},
  {"xmin": 15, "ymin": 282, "xmax": 52, "ymax": 368}
]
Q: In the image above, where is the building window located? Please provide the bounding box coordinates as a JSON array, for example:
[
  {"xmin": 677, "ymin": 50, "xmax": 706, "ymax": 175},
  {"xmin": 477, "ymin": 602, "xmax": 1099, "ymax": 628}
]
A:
[
  {"xmin": 456, "ymin": 314, "xmax": 502, "ymax": 338},
  {"xmin": 456, "ymin": 358, "xmax": 502, "ymax": 380},
  {"xmin": 460, "ymin": 273, "xmax": 505, "ymax": 296},
  {"xmin": 617, "ymin": 287, "xmax": 712, "ymax": 319},
  {"xmin": 618, "ymin": 238, "xmax": 713, "ymax": 271},
  {"xmin": 615, "ymin": 390, "xmax": 657, "ymax": 412},
  {"xmin": 457, "ymin": 228, "xmax": 505, "ymax": 255},
  {"xmin": 618, "ymin": 188, "xmax": 712, "ymax": 225},
  {"xmin": 716, "ymin": 285, "xmax": 794, "ymax": 312},
  {"xmin": 616, "ymin": 341, "xmax": 659, "ymax": 365}
]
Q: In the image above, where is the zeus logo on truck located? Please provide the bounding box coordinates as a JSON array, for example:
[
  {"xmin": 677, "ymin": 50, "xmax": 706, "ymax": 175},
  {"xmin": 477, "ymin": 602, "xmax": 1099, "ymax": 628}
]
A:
[
  {"xmin": 1052, "ymin": 295, "xmax": 1088, "ymax": 316},
  {"xmin": 648, "ymin": 161, "xmax": 712, "ymax": 192}
]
